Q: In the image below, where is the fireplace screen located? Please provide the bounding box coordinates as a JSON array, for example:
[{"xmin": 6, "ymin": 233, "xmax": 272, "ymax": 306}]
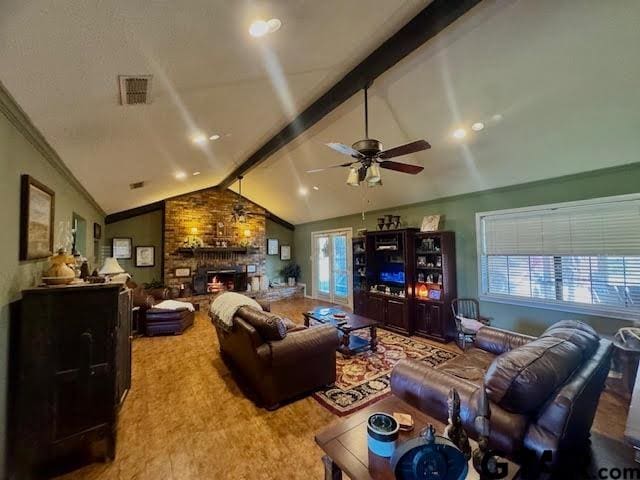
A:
[{"xmin": 193, "ymin": 266, "xmax": 247, "ymax": 295}]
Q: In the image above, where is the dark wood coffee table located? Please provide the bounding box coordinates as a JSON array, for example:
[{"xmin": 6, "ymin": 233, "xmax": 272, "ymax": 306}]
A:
[
  {"xmin": 315, "ymin": 395, "xmax": 520, "ymax": 480},
  {"xmin": 303, "ymin": 307, "xmax": 379, "ymax": 356}
]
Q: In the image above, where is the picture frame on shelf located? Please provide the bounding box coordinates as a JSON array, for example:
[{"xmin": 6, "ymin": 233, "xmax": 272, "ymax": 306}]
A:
[
  {"xmin": 246, "ymin": 264, "xmax": 257, "ymax": 274},
  {"xmin": 93, "ymin": 222, "xmax": 102, "ymax": 240},
  {"xmin": 19, "ymin": 175, "xmax": 55, "ymax": 261},
  {"xmin": 174, "ymin": 267, "xmax": 191, "ymax": 278},
  {"xmin": 267, "ymin": 238, "xmax": 279, "ymax": 255},
  {"xmin": 135, "ymin": 246, "xmax": 155, "ymax": 267},
  {"xmin": 280, "ymin": 245, "xmax": 291, "ymax": 260},
  {"xmin": 428, "ymin": 288, "xmax": 442, "ymax": 300},
  {"xmin": 112, "ymin": 237, "xmax": 132, "ymax": 259},
  {"xmin": 420, "ymin": 215, "xmax": 441, "ymax": 232}
]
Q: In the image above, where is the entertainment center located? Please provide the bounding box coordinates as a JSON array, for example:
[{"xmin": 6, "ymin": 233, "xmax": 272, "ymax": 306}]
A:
[{"xmin": 352, "ymin": 229, "xmax": 457, "ymax": 341}]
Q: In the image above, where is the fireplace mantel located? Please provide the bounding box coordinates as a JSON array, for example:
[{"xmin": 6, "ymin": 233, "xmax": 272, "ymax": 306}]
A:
[{"xmin": 174, "ymin": 246, "xmax": 260, "ymax": 256}]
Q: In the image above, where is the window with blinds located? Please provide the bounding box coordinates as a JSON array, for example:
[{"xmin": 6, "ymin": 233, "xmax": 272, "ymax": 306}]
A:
[{"xmin": 476, "ymin": 194, "xmax": 640, "ymax": 320}]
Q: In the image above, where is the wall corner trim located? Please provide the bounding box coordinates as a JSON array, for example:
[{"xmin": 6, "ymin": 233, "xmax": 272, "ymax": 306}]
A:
[{"xmin": 0, "ymin": 81, "xmax": 106, "ymax": 217}]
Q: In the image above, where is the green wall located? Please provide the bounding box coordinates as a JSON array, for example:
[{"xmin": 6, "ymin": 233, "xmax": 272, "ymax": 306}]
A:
[
  {"xmin": 105, "ymin": 209, "xmax": 163, "ymax": 286},
  {"xmin": 294, "ymin": 163, "xmax": 640, "ymax": 336},
  {"xmin": 266, "ymin": 218, "xmax": 294, "ymax": 283},
  {"xmin": 0, "ymin": 87, "xmax": 104, "ymax": 474}
]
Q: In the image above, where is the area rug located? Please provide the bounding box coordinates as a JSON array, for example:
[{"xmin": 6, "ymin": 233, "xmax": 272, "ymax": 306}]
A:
[{"xmin": 312, "ymin": 328, "xmax": 459, "ymax": 416}]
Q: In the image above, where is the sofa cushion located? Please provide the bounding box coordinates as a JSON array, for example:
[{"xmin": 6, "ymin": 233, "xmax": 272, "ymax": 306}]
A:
[
  {"xmin": 541, "ymin": 320, "xmax": 600, "ymax": 357},
  {"xmin": 485, "ymin": 336, "xmax": 583, "ymax": 414},
  {"xmin": 237, "ymin": 306, "xmax": 287, "ymax": 341}
]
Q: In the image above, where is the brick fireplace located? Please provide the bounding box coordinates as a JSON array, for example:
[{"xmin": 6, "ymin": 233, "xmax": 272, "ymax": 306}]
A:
[{"xmin": 163, "ymin": 187, "xmax": 266, "ymax": 292}]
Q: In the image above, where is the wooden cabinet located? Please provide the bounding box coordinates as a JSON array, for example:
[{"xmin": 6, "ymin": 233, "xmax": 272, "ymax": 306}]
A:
[
  {"xmin": 414, "ymin": 301, "xmax": 447, "ymax": 341},
  {"xmin": 10, "ymin": 283, "xmax": 132, "ymax": 479},
  {"xmin": 366, "ymin": 294, "xmax": 385, "ymax": 323},
  {"xmin": 386, "ymin": 298, "xmax": 407, "ymax": 331},
  {"xmin": 366, "ymin": 293, "xmax": 410, "ymax": 335}
]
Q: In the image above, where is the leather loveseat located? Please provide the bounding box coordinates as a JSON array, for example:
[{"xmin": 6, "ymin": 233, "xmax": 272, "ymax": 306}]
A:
[
  {"xmin": 391, "ymin": 320, "xmax": 612, "ymax": 474},
  {"xmin": 212, "ymin": 305, "xmax": 339, "ymax": 409}
]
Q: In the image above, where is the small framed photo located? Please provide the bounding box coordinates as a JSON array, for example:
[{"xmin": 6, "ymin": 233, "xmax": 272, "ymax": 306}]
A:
[
  {"xmin": 246, "ymin": 264, "xmax": 257, "ymax": 274},
  {"xmin": 420, "ymin": 215, "xmax": 441, "ymax": 232},
  {"xmin": 19, "ymin": 175, "xmax": 55, "ymax": 261},
  {"xmin": 280, "ymin": 245, "xmax": 291, "ymax": 260},
  {"xmin": 174, "ymin": 267, "xmax": 191, "ymax": 278},
  {"xmin": 428, "ymin": 289, "xmax": 442, "ymax": 301},
  {"xmin": 267, "ymin": 238, "xmax": 279, "ymax": 255},
  {"xmin": 93, "ymin": 222, "xmax": 102, "ymax": 240},
  {"xmin": 135, "ymin": 246, "xmax": 155, "ymax": 267},
  {"xmin": 112, "ymin": 237, "xmax": 132, "ymax": 259}
]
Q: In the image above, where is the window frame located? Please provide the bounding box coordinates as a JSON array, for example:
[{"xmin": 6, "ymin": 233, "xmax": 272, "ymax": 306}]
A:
[{"xmin": 475, "ymin": 193, "xmax": 640, "ymax": 322}]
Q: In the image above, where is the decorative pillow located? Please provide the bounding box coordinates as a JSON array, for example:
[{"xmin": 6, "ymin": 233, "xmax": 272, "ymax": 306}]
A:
[{"xmin": 484, "ymin": 336, "xmax": 583, "ymax": 414}]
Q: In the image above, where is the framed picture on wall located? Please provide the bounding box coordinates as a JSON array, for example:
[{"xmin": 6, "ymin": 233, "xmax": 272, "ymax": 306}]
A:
[
  {"xmin": 246, "ymin": 264, "xmax": 257, "ymax": 274},
  {"xmin": 112, "ymin": 237, "xmax": 132, "ymax": 259},
  {"xmin": 19, "ymin": 175, "xmax": 55, "ymax": 261},
  {"xmin": 280, "ymin": 245, "xmax": 291, "ymax": 260},
  {"xmin": 267, "ymin": 238, "xmax": 279, "ymax": 255},
  {"xmin": 174, "ymin": 267, "xmax": 191, "ymax": 278},
  {"xmin": 93, "ymin": 222, "xmax": 102, "ymax": 240},
  {"xmin": 135, "ymin": 246, "xmax": 155, "ymax": 267}
]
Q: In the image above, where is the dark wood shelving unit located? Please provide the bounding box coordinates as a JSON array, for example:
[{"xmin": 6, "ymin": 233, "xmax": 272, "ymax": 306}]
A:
[
  {"xmin": 352, "ymin": 237, "xmax": 368, "ymax": 316},
  {"xmin": 413, "ymin": 231, "xmax": 457, "ymax": 342}
]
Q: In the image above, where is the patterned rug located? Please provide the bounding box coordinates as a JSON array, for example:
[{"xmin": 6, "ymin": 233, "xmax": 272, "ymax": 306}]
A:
[{"xmin": 312, "ymin": 327, "xmax": 459, "ymax": 416}]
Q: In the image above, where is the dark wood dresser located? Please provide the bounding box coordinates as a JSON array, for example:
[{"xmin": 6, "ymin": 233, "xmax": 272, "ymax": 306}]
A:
[{"xmin": 9, "ymin": 283, "xmax": 132, "ymax": 479}]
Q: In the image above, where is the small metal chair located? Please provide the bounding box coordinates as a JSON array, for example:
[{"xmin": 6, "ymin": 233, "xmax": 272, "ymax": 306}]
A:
[{"xmin": 451, "ymin": 298, "xmax": 491, "ymax": 350}]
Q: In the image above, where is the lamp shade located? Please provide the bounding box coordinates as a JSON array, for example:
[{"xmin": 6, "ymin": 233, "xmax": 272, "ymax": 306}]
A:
[
  {"xmin": 98, "ymin": 257, "xmax": 125, "ymax": 275},
  {"xmin": 365, "ymin": 163, "xmax": 381, "ymax": 184},
  {"xmin": 346, "ymin": 167, "xmax": 360, "ymax": 187}
]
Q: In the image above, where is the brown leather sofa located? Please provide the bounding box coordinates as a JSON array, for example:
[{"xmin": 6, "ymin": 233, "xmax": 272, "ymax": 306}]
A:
[
  {"xmin": 212, "ymin": 305, "xmax": 339, "ymax": 409},
  {"xmin": 391, "ymin": 320, "xmax": 612, "ymax": 474}
]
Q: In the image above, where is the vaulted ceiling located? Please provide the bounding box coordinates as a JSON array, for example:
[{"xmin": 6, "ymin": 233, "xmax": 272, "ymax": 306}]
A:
[{"xmin": 2, "ymin": 0, "xmax": 639, "ymax": 224}]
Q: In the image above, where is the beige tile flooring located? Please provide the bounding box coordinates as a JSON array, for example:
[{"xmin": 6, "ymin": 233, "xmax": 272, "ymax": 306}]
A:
[{"xmin": 57, "ymin": 297, "xmax": 630, "ymax": 479}]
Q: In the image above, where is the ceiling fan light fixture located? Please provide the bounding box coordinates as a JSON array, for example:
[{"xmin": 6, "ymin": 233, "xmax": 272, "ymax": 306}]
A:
[
  {"xmin": 346, "ymin": 167, "xmax": 360, "ymax": 187},
  {"xmin": 365, "ymin": 163, "xmax": 381, "ymax": 183}
]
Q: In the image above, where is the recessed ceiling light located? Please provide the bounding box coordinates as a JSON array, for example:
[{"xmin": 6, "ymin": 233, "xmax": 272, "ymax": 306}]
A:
[
  {"xmin": 209, "ymin": 134, "xmax": 221, "ymax": 141},
  {"xmin": 452, "ymin": 128, "xmax": 467, "ymax": 140},
  {"xmin": 298, "ymin": 186, "xmax": 309, "ymax": 196},
  {"xmin": 471, "ymin": 122, "xmax": 485, "ymax": 132},
  {"xmin": 192, "ymin": 171, "xmax": 201, "ymax": 176},
  {"xmin": 249, "ymin": 20, "xmax": 269, "ymax": 37},
  {"xmin": 249, "ymin": 18, "xmax": 281, "ymax": 37},
  {"xmin": 191, "ymin": 133, "xmax": 207, "ymax": 145},
  {"xmin": 491, "ymin": 114, "xmax": 503, "ymax": 122},
  {"xmin": 175, "ymin": 172, "xmax": 187, "ymax": 180},
  {"xmin": 312, "ymin": 186, "xmax": 320, "ymax": 191}
]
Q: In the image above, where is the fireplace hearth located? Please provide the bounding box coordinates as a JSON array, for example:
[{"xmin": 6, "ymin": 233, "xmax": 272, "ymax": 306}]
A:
[{"xmin": 192, "ymin": 265, "xmax": 248, "ymax": 295}]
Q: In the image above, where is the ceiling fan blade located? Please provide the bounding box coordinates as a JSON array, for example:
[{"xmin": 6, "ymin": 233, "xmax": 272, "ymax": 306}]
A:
[
  {"xmin": 306, "ymin": 161, "xmax": 355, "ymax": 173},
  {"xmin": 377, "ymin": 140, "xmax": 431, "ymax": 159},
  {"xmin": 326, "ymin": 142, "xmax": 365, "ymax": 159},
  {"xmin": 378, "ymin": 161, "xmax": 424, "ymax": 175}
]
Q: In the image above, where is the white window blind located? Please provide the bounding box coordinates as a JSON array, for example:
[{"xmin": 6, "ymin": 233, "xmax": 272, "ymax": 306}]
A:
[{"xmin": 477, "ymin": 195, "xmax": 640, "ymax": 320}]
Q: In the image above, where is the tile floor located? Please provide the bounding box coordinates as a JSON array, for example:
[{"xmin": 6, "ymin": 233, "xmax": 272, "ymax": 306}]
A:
[{"xmin": 56, "ymin": 297, "xmax": 630, "ymax": 479}]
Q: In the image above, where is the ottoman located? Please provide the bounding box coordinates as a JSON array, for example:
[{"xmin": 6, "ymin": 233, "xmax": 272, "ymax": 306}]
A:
[{"xmin": 145, "ymin": 307, "xmax": 194, "ymax": 336}]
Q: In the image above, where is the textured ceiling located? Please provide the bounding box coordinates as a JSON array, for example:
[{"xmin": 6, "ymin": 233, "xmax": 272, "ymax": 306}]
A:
[
  {"xmin": 2, "ymin": 0, "xmax": 639, "ymax": 225},
  {"xmin": 0, "ymin": 0, "xmax": 428, "ymax": 213}
]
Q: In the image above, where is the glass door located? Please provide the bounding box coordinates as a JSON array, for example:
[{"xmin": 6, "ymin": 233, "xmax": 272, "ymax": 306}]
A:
[{"xmin": 312, "ymin": 229, "xmax": 352, "ymax": 305}]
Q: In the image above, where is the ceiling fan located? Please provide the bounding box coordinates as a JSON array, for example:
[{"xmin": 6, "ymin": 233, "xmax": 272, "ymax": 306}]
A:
[
  {"xmin": 307, "ymin": 84, "xmax": 430, "ymax": 186},
  {"xmin": 231, "ymin": 176, "xmax": 264, "ymax": 223}
]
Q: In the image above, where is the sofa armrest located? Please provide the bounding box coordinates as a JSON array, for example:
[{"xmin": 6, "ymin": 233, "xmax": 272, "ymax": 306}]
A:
[
  {"xmin": 147, "ymin": 287, "xmax": 170, "ymax": 301},
  {"xmin": 257, "ymin": 300, "xmax": 271, "ymax": 312},
  {"xmin": 269, "ymin": 324, "xmax": 338, "ymax": 367},
  {"xmin": 474, "ymin": 326, "xmax": 535, "ymax": 356},
  {"xmin": 391, "ymin": 359, "xmax": 479, "ymax": 423}
]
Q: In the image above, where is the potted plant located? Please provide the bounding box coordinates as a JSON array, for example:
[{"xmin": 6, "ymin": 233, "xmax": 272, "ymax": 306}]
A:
[{"xmin": 281, "ymin": 263, "xmax": 301, "ymax": 287}]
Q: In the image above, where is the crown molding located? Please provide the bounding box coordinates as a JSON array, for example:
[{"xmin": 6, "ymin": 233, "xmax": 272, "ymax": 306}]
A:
[{"xmin": 0, "ymin": 81, "xmax": 106, "ymax": 216}]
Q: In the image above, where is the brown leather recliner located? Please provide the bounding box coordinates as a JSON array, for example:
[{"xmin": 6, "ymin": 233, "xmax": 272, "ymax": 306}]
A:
[
  {"xmin": 212, "ymin": 305, "xmax": 339, "ymax": 409},
  {"xmin": 391, "ymin": 320, "xmax": 612, "ymax": 474}
]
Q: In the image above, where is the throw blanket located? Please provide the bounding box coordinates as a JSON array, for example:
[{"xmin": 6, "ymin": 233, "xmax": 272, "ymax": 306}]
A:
[
  {"xmin": 210, "ymin": 292, "xmax": 262, "ymax": 331},
  {"xmin": 154, "ymin": 300, "xmax": 195, "ymax": 312}
]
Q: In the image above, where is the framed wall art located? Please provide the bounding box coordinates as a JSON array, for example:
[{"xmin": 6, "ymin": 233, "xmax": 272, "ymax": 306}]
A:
[
  {"xmin": 135, "ymin": 246, "xmax": 155, "ymax": 267},
  {"xmin": 246, "ymin": 264, "xmax": 257, "ymax": 274},
  {"xmin": 19, "ymin": 174, "xmax": 55, "ymax": 261},
  {"xmin": 93, "ymin": 222, "xmax": 102, "ymax": 240},
  {"xmin": 280, "ymin": 245, "xmax": 291, "ymax": 260},
  {"xmin": 267, "ymin": 238, "xmax": 279, "ymax": 255},
  {"xmin": 112, "ymin": 237, "xmax": 132, "ymax": 259},
  {"xmin": 174, "ymin": 267, "xmax": 191, "ymax": 278}
]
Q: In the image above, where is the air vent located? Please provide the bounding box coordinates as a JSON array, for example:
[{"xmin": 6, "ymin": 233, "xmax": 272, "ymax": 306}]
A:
[
  {"xmin": 129, "ymin": 181, "xmax": 145, "ymax": 190},
  {"xmin": 118, "ymin": 75, "xmax": 152, "ymax": 105}
]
